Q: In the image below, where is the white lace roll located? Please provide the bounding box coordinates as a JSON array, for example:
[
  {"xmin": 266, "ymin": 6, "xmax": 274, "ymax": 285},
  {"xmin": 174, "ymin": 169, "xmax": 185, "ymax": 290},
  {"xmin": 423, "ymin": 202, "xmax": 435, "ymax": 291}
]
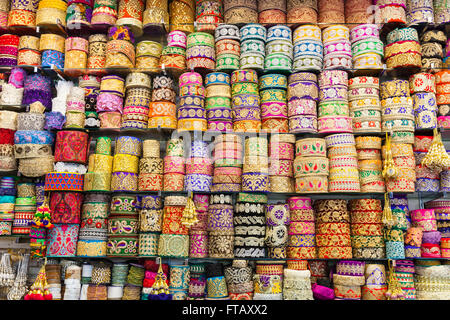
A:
[
  {"xmin": 415, "ymin": 265, "xmax": 450, "ymax": 278},
  {"xmin": 68, "ymin": 86, "xmax": 86, "ymax": 101},
  {"xmin": 52, "ymin": 97, "xmax": 67, "ymax": 114},
  {"xmin": 284, "ymin": 269, "xmax": 311, "ymax": 279},
  {"xmin": 0, "ymin": 84, "xmax": 24, "ymax": 106},
  {"xmin": 79, "ymin": 284, "xmax": 89, "ymax": 300},
  {"xmin": 253, "ymin": 293, "xmax": 283, "ymax": 300},
  {"xmin": 54, "ymin": 162, "xmax": 88, "ymax": 174}
]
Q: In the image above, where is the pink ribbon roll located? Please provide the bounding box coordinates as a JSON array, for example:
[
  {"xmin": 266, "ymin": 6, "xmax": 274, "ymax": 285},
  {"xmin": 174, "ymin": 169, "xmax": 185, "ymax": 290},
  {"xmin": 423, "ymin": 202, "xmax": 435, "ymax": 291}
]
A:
[
  {"xmin": 163, "ymin": 156, "xmax": 185, "ymax": 174},
  {"xmin": 288, "ymin": 196, "xmax": 312, "ymax": 210},
  {"xmin": 97, "ymin": 93, "xmax": 124, "ymax": 113}
]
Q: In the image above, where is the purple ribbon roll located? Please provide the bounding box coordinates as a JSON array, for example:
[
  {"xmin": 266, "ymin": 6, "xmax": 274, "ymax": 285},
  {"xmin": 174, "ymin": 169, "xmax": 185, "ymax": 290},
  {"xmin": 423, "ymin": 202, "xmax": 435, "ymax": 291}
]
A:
[
  {"xmin": 184, "ymin": 174, "xmax": 212, "ymax": 192},
  {"xmin": 111, "ymin": 172, "xmax": 138, "ymax": 192},
  {"xmin": 97, "ymin": 92, "xmax": 124, "ymax": 113},
  {"xmin": 232, "ymin": 106, "xmax": 261, "ymax": 121},
  {"xmin": 23, "ymin": 74, "xmax": 53, "ymax": 110},
  {"xmin": 289, "ymin": 115, "xmax": 318, "ymax": 133},
  {"xmin": 288, "ymin": 81, "xmax": 319, "ymax": 101},
  {"xmin": 177, "ymin": 106, "xmax": 206, "ymax": 120},
  {"xmin": 0, "ymin": 57, "xmax": 17, "ymax": 66},
  {"xmin": 241, "ymin": 172, "xmax": 269, "ymax": 192},
  {"xmin": 189, "ymin": 231, "xmax": 208, "ymax": 258},
  {"xmin": 190, "ymin": 141, "xmax": 209, "ymax": 158},
  {"xmin": 9, "ymin": 67, "xmax": 26, "ymax": 89},
  {"xmin": 206, "ymin": 107, "xmax": 232, "ymax": 121},
  {"xmin": 422, "ymin": 231, "xmax": 441, "ymax": 244},
  {"xmin": 266, "ymin": 204, "xmax": 290, "ymax": 226},
  {"xmin": 207, "ymin": 206, "xmax": 234, "ymax": 230},
  {"xmin": 336, "ymin": 260, "xmax": 365, "ymax": 277},
  {"xmin": 319, "ymin": 85, "xmax": 348, "ymax": 101},
  {"xmin": 415, "ymin": 178, "xmax": 440, "ymax": 192}
]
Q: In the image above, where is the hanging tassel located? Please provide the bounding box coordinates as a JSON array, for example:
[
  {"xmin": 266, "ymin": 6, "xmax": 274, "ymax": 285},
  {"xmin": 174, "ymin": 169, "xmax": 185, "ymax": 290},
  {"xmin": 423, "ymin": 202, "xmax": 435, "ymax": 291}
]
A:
[
  {"xmin": 382, "ymin": 133, "xmax": 398, "ymax": 179},
  {"xmin": 149, "ymin": 258, "xmax": 170, "ymax": 300},
  {"xmin": 181, "ymin": 194, "xmax": 198, "ymax": 228},
  {"xmin": 422, "ymin": 128, "xmax": 450, "ymax": 173},
  {"xmin": 385, "ymin": 260, "xmax": 405, "ymax": 300},
  {"xmin": 24, "ymin": 263, "xmax": 52, "ymax": 300},
  {"xmin": 382, "ymin": 193, "xmax": 396, "ymax": 228},
  {"xmin": 30, "ymin": 197, "xmax": 54, "ymax": 229}
]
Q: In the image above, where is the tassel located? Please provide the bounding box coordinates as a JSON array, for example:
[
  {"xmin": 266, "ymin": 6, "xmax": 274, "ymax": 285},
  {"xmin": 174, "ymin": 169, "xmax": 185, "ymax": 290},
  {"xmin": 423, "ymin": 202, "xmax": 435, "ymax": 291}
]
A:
[
  {"xmin": 31, "ymin": 197, "xmax": 53, "ymax": 229},
  {"xmin": 150, "ymin": 258, "xmax": 170, "ymax": 298},
  {"xmin": 385, "ymin": 260, "xmax": 405, "ymax": 300},
  {"xmin": 25, "ymin": 264, "xmax": 52, "ymax": 300},
  {"xmin": 382, "ymin": 133, "xmax": 398, "ymax": 179},
  {"xmin": 181, "ymin": 194, "xmax": 198, "ymax": 228},
  {"xmin": 422, "ymin": 128, "xmax": 450, "ymax": 173},
  {"xmin": 382, "ymin": 193, "xmax": 396, "ymax": 228}
]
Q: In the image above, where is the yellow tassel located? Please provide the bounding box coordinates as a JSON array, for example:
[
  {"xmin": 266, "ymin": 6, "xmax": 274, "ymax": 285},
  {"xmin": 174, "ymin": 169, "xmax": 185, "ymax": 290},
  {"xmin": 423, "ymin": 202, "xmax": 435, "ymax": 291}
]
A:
[
  {"xmin": 181, "ymin": 194, "xmax": 198, "ymax": 228},
  {"xmin": 385, "ymin": 260, "xmax": 405, "ymax": 300},
  {"xmin": 382, "ymin": 193, "xmax": 395, "ymax": 228},
  {"xmin": 382, "ymin": 133, "xmax": 398, "ymax": 179},
  {"xmin": 151, "ymin": 258, "xmax": 169, "ymax": 295},
  {"xmin": 422, "ymin": 128, "xmax": 450, "ymax": 173}
]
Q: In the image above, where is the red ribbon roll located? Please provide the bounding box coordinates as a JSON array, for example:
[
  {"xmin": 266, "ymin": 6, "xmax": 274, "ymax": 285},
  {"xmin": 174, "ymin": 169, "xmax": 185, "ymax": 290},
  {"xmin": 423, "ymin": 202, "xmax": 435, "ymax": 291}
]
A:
[
  {"xmin": 0, "ymin": 128, "xmax": 14, "ymax": 144},
  {"xmin": 54, "ymin": 130, "xmax": 90, "ymax": 164},
  {"xmin": 49, "ymin": 191, "xmax": 84, "ymax": 224}
]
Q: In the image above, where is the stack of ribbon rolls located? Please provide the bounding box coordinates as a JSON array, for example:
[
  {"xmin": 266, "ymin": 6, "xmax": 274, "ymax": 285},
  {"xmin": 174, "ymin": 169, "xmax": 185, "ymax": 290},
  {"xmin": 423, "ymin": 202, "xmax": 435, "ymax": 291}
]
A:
[
  {"xmin": 91, "ymin": 0, "xmax": 117, "ymax": 26},
  {"xmin": 314, "ymin": 199, "xmax": 352, "ymax": 259},
  {"xmin": 264, "ymin": 25, "xmax": 292, "ymax": 72},
  {"xmin": 415, "ymin": 262, "xmax": 450, "ymax": 300},
  {"xmin": 294, "ymin": 138, "xmax": 328, "ymax": 193},
  {"xmin": 318, "ymin": 70, "xmax": 352, "ymax": 134},
  {"xmin": 84, "ymin": 137, "xmax": 113, "ymax": 192},
  {"xmin": 350, "ymin": 199, "xmax": 385, "ymax": 259},
  {"xmin": 187, "ymin": 262, "xmax": 206, "ymax": 299},
  {"xmin": 425, "ymin": 200, "xmax": 450, "ymax": 257},
  {"xmin": 265, "ymin": 203, "xmax": 289, "ymax": 259},
  {"xmin": 63, "ymin": 265, "xmax": 82, "ymax": 300},
  {"xmin": 0, "ymin": 111, "xmax": 17, "ymax": 172},
  {"xmin": 122, "ymin": 263, "xmax": 144, "ymax": 299},
  {"xmin": 79, "ymin": 76, "xmax": 101, "ymax": 129},
  {"xmin": 105, "ymin": 25, "xmax": 135, "ymax": 69},
  {"xmin": 345, "ymin": 0, "xmax": 373, "ymax": 24},
  {"xmin": 287, "ymin": 196, "xmax": 316, "ymax": 259},
  {"xmin": 333, "ymin": 260, "xmax": 365, "ymax": 300},
  {"xmin": 138, "ymin": 195, "xmax": 162, "ymax": 257},
  {"xmin": 411, "ymin": 208, "xmax": 440, "ymax": 258},
  {"xmin": 269, "ymin": 134, "xmax": 294, "ymax": 192},
  {"xmin": 208, "ymin": 193, "xmax": 234, "ymax": 258},
  {"xmin": 46, "ymin": 264, "xmax": 62, "ymax": 299},
  {"xmin": 224, "ymin": 260, "xmax": 253, "ymax": 300},
  {"xmin": 382, "ymin": 141, "xmax": 416, "ymax": 192},
  {"xmin": 286, "ymin": 0, "xmax": 317, "ymax": 24},
  {"xmin": 283, "ymin": 267, "xmax": 313, "ymax": 300},
  {"xmin": 111, "ymin": 136, "xmax": 141, "ymax": 192},
  {"xmin": 158, "ymin": 196, "xmax": 189, "ymax": 258},
  {"xmin": 135, "ymin": 40, "xmax": 162, "ymax": 73},
  {"xmin": 0, "ymin": 67, "xmax": 24, "ymax": 107},
  {"xmin": 196, "ymin": 0, "xmax": 223, "ymax": 32},
  {"xmin": 96, "ymin": 75, "xmax": 125, "ymax": 128},
  {"xmin": 64, "ymin": 86, "xmax": 86, "ymax": 128},
  {"xmin": 178, "ymin": 72, "xmax": 207, "ymax": 131},
  {"xmin": 260, "ymin": 74, "xmax": 288, "ymax": 132},
  {"xmin": 253, "ymin": 262, "xmax": 283, "ymax": 300},
  {"xmin": 349, "ymin": 76, "xmax": 381, "ymax": 134},
  {"xmin": 380, "ymin": 79, "xmax": 415, "ymax": 144},
  {"xmin": 0, "ymin": 34, "xmax": 18, "ymax": 67},
  {"xmin": 15, "ymin": 106, "xmax": 54, "ymax": 178},
  {"xmin": 77, "ymin": 193, "xmax": 109, "ymax": 257},
  {"xmin": 205, "ymin": 262, "xmax": 228, "ymax": 300},
  {"xmin": 292, "ymin": 24, "xmax": 322, "ymax": 72},
  {"xmin": 239, "ymin": 23, "xmax": 265, "ymax": 70},
  {"xmin": 242, "ymin": 137, "xmax": 269, "ymax": 192},
  {"xmin": 212, "ymin": 134, "xmax": 242, "ymax": 192},
  {"xmin": 186, "ymin": 32, "xmax": 215, "ymax": 71},
  {"xmin": 86, "ymin": 262, "xmax": 110, "ymax": 300},
  {"xmin": 168, "ymin": 264, "xmax": 189, "ymax": 300},
  {"xmin": 214, "ymin": 24, "xmax": 240, "ymax": 71},
  {"xmin": 406, "ymin": 0, "xmax": 434, "ymax": 24},
  {"xmin": 322, "ymin": 24, "xmax": 351, "ymax": 70},
  {"xmin": 12, "ymin": 186, "xmax": 35, "ymax": 235},
  {"xmin": 116, "ymin": 0, "xmax": 144, "ymax": 37},
  {"xmin": 143, "ymin": 0, "xmax": 169, "ymax": 33},
  {"xmin": 122, "ymin": 72, "xmax": 151, "ymax": 130},
  {"xmin": 159, "ymin": 31, "xmax": 186, "ymax": 74},
  {"xmin": 362, "ymin": 264, "xmax": 387, "ymax": 300},
  {"xmin": 185, "ymin": 140, "xmax": 212, "ymax": 192},
  {"xmin": 189, "ymin": 194, "xmax": 209, "ymax": 258},
  {"xmin": 223, "ymin": 0, "xmax": 257, "ymax": 24},
  {"xmin": 36, "ymin": 0, "xmax": 67, "ymax": 26},
  {"xmin": 355, "ymin": 136, "xmax": 385, "ymax": 193},
  {"xmin": 385, "ymin": 27, "xmax": 422, "ymax": 69},
  {"xmin": 138, "ymin": 139, "xmax": 163, "ymax": 191},
  {"xmin": 326, "ymin": 133, "xmax": 360, "ymax": 192},
  {"xmin": 40, "ymin": 33, "xmax": 65, "ymax": 70},
  {"xmin": 163, "ymin": 138, "xmax": 185, "ymax": 191},
  {"xmin": 393, "ymin": 259, "xmax": 416, "ymax": 300},
  {"xmin": 420, "ymin": 29, "xmax": 446, "ymax": 72},
  {"xmin": 436, "ymin": 70, "xmax": 450, "ymax": 129},
  {"xmin": 233, "ymin": 193, "xmax": 266, "ymax": 259},
  {"xmin": 66, "ymin": 0, "xmax": 93, "ymax": 29},
  {"xmin": 410, "ymin": 73, "xmax": 437, "ymax": 129},
  {"xmin": 350, "ymin": 24, "xmax": 383, "ymax": 70},
  {"xmin": 107, "ymin": 195, "xmax": 139, "ymax": 257},
  {"xmin": 231, "ymin": 69, "xmax": 261, "ymax": 132},
  {"xmin": 384, "ymin": 213, "xmax": 407, "ymax": 260},
  {"xmin": 205, "ymin": 72, "xmax": 233, "ymax": 132},
  {"xmin": 7, "ymin": 0, "xmax": 35, "ymax": 27},
  {"xmin": 287, "ymin": 72, "xmax": 318, "ymax": 133},
  {"xmin": 64, "ymin": 37, "xmax": 89, "ymax": 77},
  {"xmin": 258, "ymin": 0, "xmax": 286, "ymax": 25},
  {"xmin": 148, "ymin": 75, "xmax": 177, "ymax": 129},
  {"xmin": 18, "ymin": 35, "xmax": 40, "ymax": 67},
  {"xmin": 414, "ymin": 135, "xmax": 439, "ymax": 192},
  {"xmin": 169, "ymin": 0, "xmax": 194, "ymax": 33},
  {"xmin": 0, "ymin": 177, "xmax": 15, "ymax": 235}
]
